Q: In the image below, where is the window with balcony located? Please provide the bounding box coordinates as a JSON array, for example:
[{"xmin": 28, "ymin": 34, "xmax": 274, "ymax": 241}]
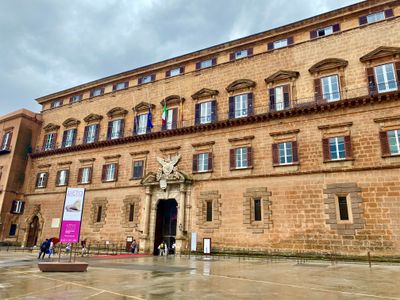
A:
[
  {"xmin": 56, "ymin": 169, "xmax": 69, "ymax": 186},
  {"xmin": 102, "ymin": 163, "xmax": 118, "ymax": 182},
  {"xmin": 162, "ymin": 108, "xmax": 178, "ymax": 130},
  {"xmin": 321, "ymin": 75, "xmax": 340, "ymax": 101},
  {"xmin": 195, "ymin": 101, "xmax": 216, "ymax": 125},
  {"xmin": 135, "ymin": 114, "xmax": 149, "ymax": 135},
  {"xmin": 375, "ymin": 63, "xmax": 398, "ymax": 93},
  {"xmin": 83, "ymin": 124, "xmax": 99, "ymax": 144},
  {"xmin": 229, "ymin": 93, "xmax": 253, "ymax": 119},
  {"xmin": 43, "ymin": 133, "xmax": 57, "ymax": 151},
  {"xmin": 230, "ymin": 147, "xmax": 252, "ymax": 169},
  {"xmin": 61, "ymin": 128, "xmax": 77, "ymax": 148},
  {"xmin": 107, "ymin": 119, "xmax": 124, "ymax": 140},
  {"xmin": 36, "ymin": 172, "xmax": 48, "ymax": 188},
  {"xmin": 269, "ymin": 85, "xmax": 290, "ymax": 111}
]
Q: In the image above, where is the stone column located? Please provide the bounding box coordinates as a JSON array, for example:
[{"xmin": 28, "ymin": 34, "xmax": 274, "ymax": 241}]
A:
[
  {"xmin": 139, "ymin": 186, "xmax": 152, "ymax": 253},
  {"xmin": 175, "ymin": 183, "xmax": 186, "ymax": 254}
]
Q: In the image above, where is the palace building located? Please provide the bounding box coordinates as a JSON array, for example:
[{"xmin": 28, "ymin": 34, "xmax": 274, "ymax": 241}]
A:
[{"xmin": 2, "ymin": 0, "xmax": 400, "ymax": 256}]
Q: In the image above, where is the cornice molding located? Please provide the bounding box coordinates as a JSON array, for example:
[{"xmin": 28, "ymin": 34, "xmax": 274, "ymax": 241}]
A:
[
  {"xmin": 265, "ymin": 70, "xmax": 300, "ymax": 84},
  {"xmin": 62, "ymin": 118, "xmax": 80, "ymax": 128},
  {"xmin": 160, "ymin": 95, "xmax": 185, "ymax": 106},
  {"xmin": 226, "ymin": 79, "xmax": 256, "ymax": 93},
  {"xmin": 360, "ymin": 46, "xmax": 400, "ymax": 63},
  {"xmin": 160, "ymin": 146, "xmax": 181, "ymax": 152},
  {"xmin": 84, "ymin": 114, "xmax": 103, "ymax": 123},
  {"xmin": 309, "ymin": 58, "xmax": 349, "ymax": 74},
  {"xmin": 130, "ymin": 150, "xmax": 150, "ymax": 156},
  {"xmin": 269, "ymin": 129, "xmax": 300, "ymax": 137},
  {"xmin": 318, "ymin": 122, "xmax": 353, "ymax": 130},
  {"xmin": 191, "ymin": 88, "xmax": 219, "ymax": 100},
  {"xmin": 107, "ymin": 107, "xmax": 128, "ymax": 118},
  {"xmin": 30, "ymin": 90, "xmax": 400, "ymax": 159},
  {"xmin": 228, "ymin": 135, "xmax": 255, "ymax": 143},
  {"xmin": 192, "ymin": 141, "xmax": 216, "ymax": 148},
  {"xmin": 43, "ymin": 123, "xmax": 60, "ymax": 132},
  {"xmin": 133, "ymin": 102, "xmax": 156, "ymax": 112}
]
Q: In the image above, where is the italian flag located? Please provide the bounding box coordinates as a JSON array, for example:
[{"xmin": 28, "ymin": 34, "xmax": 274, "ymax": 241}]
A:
[{"xmin": 162, "ymin": 101, "xmax": 167, "ymax": 126}]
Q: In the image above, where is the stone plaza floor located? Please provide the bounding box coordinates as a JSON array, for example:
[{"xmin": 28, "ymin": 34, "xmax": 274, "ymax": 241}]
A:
[{"xmin": 0, "ymin": 251, "xmax": 400, "ymax": 299}]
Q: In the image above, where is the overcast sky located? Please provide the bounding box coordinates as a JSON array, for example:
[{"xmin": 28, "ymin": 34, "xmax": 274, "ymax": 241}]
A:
[{"xmin": 0, "ymin": 0, "xmax": 361, "ymax": 115}]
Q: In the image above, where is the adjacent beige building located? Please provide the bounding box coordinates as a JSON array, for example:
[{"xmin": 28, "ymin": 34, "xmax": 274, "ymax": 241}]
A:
[{"xmin": 2, "ymin": 0, "xmax": 400, "ymax": 257}]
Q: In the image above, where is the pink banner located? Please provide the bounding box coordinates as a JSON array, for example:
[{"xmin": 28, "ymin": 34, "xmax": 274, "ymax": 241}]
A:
[{"xmin": 60, "ymin": 221, "xmax": 81, "ymax": 243}]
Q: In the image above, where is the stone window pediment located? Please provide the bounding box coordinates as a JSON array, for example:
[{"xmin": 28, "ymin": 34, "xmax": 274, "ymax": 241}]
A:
[
  {"xmin": 265, "ymin": 70, "xmax": 300, "ymax": 84},
  {"xmin": 133, "ymin": 102, "xmax": 156, "ymax": 113},
  {"xmin": 360, "ymin": 46, "xmax": 400, "ymax": 63},
  {"xmin": 84, "ymin": 114, "xmax": 103, "ymax": 123},
  {"xmin": 160, "ymin": 95, "xmax": 185, "ymax": 106},
  {"xmin": 43, "ymin": 123, "xmax": 60, "ymax": 132},
  {"xmin": 226, "ymin": 79, "xmax": 256, "ymax": 93},
  {"xmin": 107, "ymin": 107, "xmax": 128, "ymax": 118},
  {"xmin": 191, "ymin": 88, "xmax": 219, "ymax": 100},
  {"xmin": 62, "ymin": 118, "xmax": 80, "ymax": 128},
  {"xmin": 309, "ymin": 58, "xmax": 349, "ymax": 74}
]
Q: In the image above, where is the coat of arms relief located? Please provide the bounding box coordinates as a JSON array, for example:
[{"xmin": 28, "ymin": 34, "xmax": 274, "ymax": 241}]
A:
[{"xmin": 156, "ymin": 154, "xmax": 181, "ymax": 189}]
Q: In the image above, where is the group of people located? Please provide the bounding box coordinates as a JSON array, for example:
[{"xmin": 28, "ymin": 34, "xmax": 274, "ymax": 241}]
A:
[
  {"xmin": 158, "ymin": 241, "xmax": 175, "ymax": 256},
  {"xmin": 37, "ymin": 238, "xmax": 55, "ymax": 259}
]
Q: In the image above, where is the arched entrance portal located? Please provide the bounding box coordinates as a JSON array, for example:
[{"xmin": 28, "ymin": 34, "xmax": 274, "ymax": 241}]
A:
[
  {"xmin": 153, "ymin": 199, "xmax": 177, "ymax": 255},
  {"xmin": 26, "ymin": 216, "xmax": 39, "ymax": 247}
]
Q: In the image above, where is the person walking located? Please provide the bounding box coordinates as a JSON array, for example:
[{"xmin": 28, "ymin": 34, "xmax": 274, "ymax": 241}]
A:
[
  {"xmin": 81, "ymin": 238, "xmax": 87, "ymax": 257},
  {"xmin": 48, "ymin": 239, "xmax": 54, "ymax": 258},
  {"xmin": 158, "ymin": 241, "xmax": 166, "ymax": 256},
  {"xmin": 130, "ymin": 240, "xmax": 137, "ymax": 254},
  {"xmin": 65, "ymin": 242, "xmax": 71, "ymax": 254},
  {"xmin": 38, "ymin": 239, "xmax": 50, "ymax": 260}
]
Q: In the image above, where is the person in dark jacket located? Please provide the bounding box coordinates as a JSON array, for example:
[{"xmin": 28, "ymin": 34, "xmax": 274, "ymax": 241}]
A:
[{"xmin": 38, "ymin": 239, "xmax": 50, "ymax": 260}]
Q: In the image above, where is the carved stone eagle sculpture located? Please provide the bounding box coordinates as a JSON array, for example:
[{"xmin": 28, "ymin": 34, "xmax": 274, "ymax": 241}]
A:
[{"xmin": 157, "ymin": 154, "xmax": 181, "ymax": 177}]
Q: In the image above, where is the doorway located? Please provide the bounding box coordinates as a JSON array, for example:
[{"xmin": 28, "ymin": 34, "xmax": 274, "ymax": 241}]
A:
[
  {"xmin": 26, "ymin": 216, "xmax": 39, "ymax": 247},
  {"xmin": 153, "ymin": 199, "xmax": 177, "ymax": 255}
]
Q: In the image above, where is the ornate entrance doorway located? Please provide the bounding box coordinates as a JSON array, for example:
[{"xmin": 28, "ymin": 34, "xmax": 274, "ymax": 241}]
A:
[
  {"xmin": 153, "ymin": 199, "xmax": 177, "ymax": 255},
  {"xmin": 26, "ymin": 216, "xmax": 39, "ymax": 247}
]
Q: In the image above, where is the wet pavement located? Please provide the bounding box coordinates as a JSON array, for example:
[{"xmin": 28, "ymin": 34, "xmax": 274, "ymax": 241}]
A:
[{"xmin": 0, "ymin": 252, "xmax": 400, "ymax": 299}]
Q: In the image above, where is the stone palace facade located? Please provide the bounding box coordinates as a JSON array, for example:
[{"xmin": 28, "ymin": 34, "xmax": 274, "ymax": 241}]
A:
[{"xmin": 1, "ymin": 0, "xmax": 400, "ymax": 256}]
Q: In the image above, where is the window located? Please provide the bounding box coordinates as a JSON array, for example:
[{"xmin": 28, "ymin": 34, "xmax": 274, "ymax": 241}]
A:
[
  {"xmin": 329, "ymin": 137, "xmax": 346, "ymax": 160},
  {"xmin": 359, "ymin": 9, "xmax": 393, "ymax": 25},
  {"xmin": 129, "ymin": 204, "xmax": 135, "ymax": 222},
  {"xmin": 102, "ymin": 163, "xmax": 118, "ymax": 182},
  {"xmin": 337, "ymin": 196, "xmax": 350, "ymax": 221},
  {"xmin": 272, "ymin": 141, "xmax": 298, "ymax": 165},
  {"xmin": 230, "ymin": 147, "xmax": 252, "ymax": 169},
  {"xmin": 164, "ymin": 108, "xmax": 178, "ymax": 130},
  {"xmin": 269, "ymin": 85, "xmax": 290, "ymax": 111},
  {"xmin": 113, "ymin": 81, "xmax": 128, "ymax": 91},
  {"xmin": 36, "ymin": 172, "xmax": 48, "ymax": 188},
  {"xmin": 229, "ymin": 92, "xmax": 253, "ymax": 119},
  {"xmin": 78, "ymin": 167, "xmax": 92, "ymax": 184},
  {"xmin": 135, "ymin": 114, "xmax": 148, "ymax": 135},
  {"xmin": 56, "ymin": 170, "xmax": 69, "ymax": 186},
  {"xmin": 310, "ymin": 24, "xmax": 339, "ymax": 39},
  {"xmin": 321, "ymin": 75, "xmax": 340, "ymax": 101},
  {"xmin": 374, "ymin": 63, "xmax": 397, "ymax": 93},
  {"xmin": 233, "ymin": 94, "xmax": 248, "ymax": 118},
  {"xmin": 70, "ymin": 94, "xmax": 82, "ymax": 103},
  {"xmin": 254, "ymin": 199, "xmax": 262, "ymax": 221},
  {"xmin": 51, "ymin": 99, "xmax": 63, "ymax": 108},
  {"xmin": 90, "ymin": 87, "xmax": 104, "ymax": 97},
  {"xmin": 279, "ymin": 142, "xmax": 293, "ymax": 165},
  {"xmin": 138, "ymin": 74, "xmax": 155, "ymax": 84},
  {"xmin": 206, "ymin": 201, "xmax": 212, "ymax": 222},
  {"xmin": 132, "ymin": 160, "xmax": 144, "ymax": 179},
  {"xmin": 195, "ymin": 101, "xmax": 216, "ymax": 125},
  {"xmin": 107, "ymin": 119, "xmax": 124, "ymax": 140},
  {"xmin": 62, "ymin": 128, "xmax": 76, "ymax": 148},
  {"xmin": 10, "ymin": 200, "xmax": 25, "ymax": 214},
  {"xmin": 193, "ymin": 153, "xmax": 212, "ymax": 173},
  {"xmin": 1, "ymin": 131, "xmax": 12, "ymax": 151},
  {"xmin": 388, "ymin": 129, "xmax": 400, "ymax": 155},
  {"xmin": 96, "ymin": 206, "xmax": 103, "ymax": 223},
  {"xmin": 84, "ymin": 124, "xmax": 99, "ymax": 144},
  {"xmin": 267, "ymin": 37, "xmax": 293, "ymax": 50},
  {"xmin": 9, "ymin": 224, "xmax": 17, "ymax": 236},
  {"xmin": 166, "ymin": 67, "xmax": 184, "ymax": 77},
  {"xmin": 230, "ymin": 49, "xmax": 252, "ymax": 60},
  {"xmin": 196, "ymin": 58, "xmax": 216, "ymax": 70}
]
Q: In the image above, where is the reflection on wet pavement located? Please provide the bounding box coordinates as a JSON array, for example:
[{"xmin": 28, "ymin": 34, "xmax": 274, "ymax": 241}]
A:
[{"xmin": 0, "ymin": 252, "xmax": 399, "ymax": 299}]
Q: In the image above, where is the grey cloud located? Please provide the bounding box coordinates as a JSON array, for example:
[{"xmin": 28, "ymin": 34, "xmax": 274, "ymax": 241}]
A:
[{"xmin": 0, "ymin": 0, "xmax": 360, "ymax": 115}]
